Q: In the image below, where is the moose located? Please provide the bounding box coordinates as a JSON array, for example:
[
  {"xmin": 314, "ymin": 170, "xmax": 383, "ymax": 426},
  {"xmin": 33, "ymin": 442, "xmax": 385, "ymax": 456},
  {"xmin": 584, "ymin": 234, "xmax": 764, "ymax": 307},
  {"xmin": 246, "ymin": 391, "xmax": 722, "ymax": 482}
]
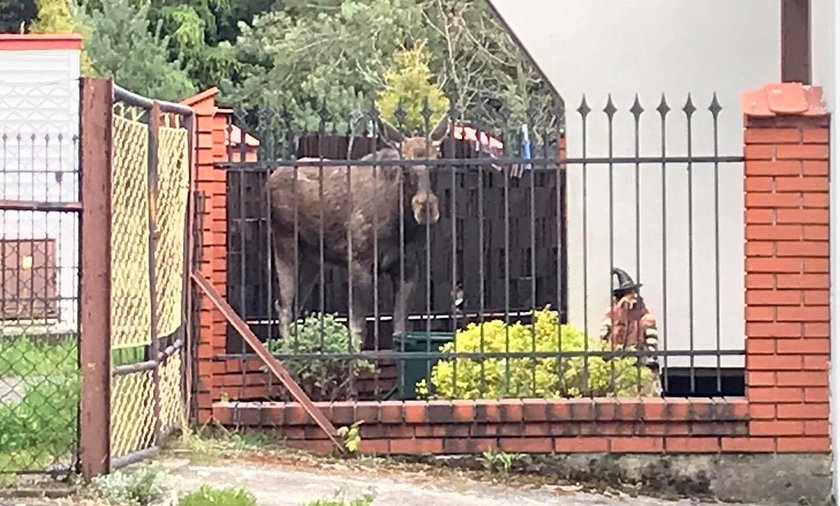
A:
[{"xmin": 267, "ymin": 115, "xmax": 449, "ymax": 348}]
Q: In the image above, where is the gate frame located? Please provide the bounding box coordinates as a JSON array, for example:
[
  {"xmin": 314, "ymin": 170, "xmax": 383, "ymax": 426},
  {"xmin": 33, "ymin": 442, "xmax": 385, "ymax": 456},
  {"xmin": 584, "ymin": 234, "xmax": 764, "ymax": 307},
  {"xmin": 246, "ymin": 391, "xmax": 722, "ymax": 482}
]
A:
[
  {"xmin": 79, "ymin": 77, "xmax": 113, "ymax": 479},
  {"xmin": 77, "ymin": 77, "xmax": 197, "ymax": 479}
]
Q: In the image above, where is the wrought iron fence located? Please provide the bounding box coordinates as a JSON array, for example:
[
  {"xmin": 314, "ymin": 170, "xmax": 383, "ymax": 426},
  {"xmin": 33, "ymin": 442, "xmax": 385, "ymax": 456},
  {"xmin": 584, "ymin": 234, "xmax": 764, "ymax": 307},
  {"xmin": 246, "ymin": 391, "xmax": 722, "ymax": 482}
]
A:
[
  {"xmin": 107, "ymin": 85, "xmax": 193, "ymax": 469},
  {"xmin": 0, "ymin": 78, "xmax": 81, "ymax": 480},
  {"xmin": 216, "ymin": 93, "xmax": 746, "ymax": 404}
]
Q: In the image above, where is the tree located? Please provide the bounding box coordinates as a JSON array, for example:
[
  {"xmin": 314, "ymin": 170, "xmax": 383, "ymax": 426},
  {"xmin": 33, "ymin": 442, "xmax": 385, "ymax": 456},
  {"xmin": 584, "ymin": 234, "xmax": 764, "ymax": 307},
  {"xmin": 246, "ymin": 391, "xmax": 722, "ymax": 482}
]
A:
[
  {"xmin": 226, "ymin": 0, "xmax": 434, "ymax": 133},
  {"xmin": 146, "ymin": 0, "xmax": 252, "ymax": 90},
  {"xmin": 376, "ymin": 42, "xmax": 450, "ymax": 135},
  {"xmin": 30, "ymin": 0, "xmax": 95, "ymax": 75},
  {"xmin": 419, "ymin": 0, "xmax": 561, "ymax": 137},
  {"xmin": 0, "ymin": 0, "xmax": 37, "ymax": 33},
  {"xmin": 227, "ymin": 0, "xmax": 561, "ymax": 142},
  {"xmin": 76, "ymin": 0, "xmax": 196, "ymax": 101}
]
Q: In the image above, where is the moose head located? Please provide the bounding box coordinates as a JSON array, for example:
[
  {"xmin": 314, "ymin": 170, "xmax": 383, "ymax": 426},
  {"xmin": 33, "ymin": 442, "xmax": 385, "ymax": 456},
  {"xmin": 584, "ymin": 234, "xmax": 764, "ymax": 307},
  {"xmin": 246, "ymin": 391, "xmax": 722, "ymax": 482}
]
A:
[{"xmin": 379, "ymin": 115, "xmax": 449, "ymax": 225}]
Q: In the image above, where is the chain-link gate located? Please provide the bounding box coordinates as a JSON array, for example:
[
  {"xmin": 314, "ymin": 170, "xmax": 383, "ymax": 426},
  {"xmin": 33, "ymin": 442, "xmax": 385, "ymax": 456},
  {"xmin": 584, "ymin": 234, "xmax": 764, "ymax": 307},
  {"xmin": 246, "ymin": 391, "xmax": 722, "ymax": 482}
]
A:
[{"xmin": 107, "ymin": 85, "xmax": 193, "ymax": 469}]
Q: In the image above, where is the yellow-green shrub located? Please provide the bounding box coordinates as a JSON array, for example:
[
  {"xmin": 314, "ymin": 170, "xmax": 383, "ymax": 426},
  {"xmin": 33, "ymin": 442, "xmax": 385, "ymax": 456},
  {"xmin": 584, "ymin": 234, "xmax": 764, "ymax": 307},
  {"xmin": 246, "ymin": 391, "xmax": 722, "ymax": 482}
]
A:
[{"xmin": 417, "ymin": 307, "xmax": 657, "ymax": 399}]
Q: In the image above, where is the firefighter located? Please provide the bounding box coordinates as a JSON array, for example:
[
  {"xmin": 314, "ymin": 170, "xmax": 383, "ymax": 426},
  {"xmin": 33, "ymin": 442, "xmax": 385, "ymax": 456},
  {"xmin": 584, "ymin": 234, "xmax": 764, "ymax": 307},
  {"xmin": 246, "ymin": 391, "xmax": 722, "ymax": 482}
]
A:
[{"xmin": 599, "ymin": 267, "xmax": 663, "ymax": 396}]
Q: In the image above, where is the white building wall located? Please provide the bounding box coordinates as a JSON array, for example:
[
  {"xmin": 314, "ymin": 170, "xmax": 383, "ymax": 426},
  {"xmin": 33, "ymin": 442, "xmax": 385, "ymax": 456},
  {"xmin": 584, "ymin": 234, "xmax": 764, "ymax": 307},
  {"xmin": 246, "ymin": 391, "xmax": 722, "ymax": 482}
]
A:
[
  {"xmin": 809, "ymin": 0, "xmax": 838, "ymax": 499},
  {"xmin": 0, "ymin": 46, "xmax": 81, "ymax": 331},
  {"xmin": 486, "ymin": 0, "xmax": 780, "ymax": 368}
]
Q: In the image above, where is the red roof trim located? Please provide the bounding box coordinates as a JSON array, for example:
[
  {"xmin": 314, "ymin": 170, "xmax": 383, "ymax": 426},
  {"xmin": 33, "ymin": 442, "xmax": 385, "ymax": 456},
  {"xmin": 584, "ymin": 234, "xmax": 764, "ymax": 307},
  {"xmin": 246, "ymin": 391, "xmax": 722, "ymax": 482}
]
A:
[
  {"xmin": 181, "ymin": 87, "xmax": 220, "ymax": 107},
  {"xmin": 0, "ymin": 34, "xmax": 83, "ymax": 51}
]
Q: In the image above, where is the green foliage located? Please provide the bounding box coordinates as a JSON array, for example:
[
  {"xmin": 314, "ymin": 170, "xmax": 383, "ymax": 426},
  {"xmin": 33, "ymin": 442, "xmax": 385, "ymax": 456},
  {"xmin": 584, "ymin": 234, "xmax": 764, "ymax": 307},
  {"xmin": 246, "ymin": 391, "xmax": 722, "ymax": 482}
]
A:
[
  {"xmin": 336, "ymin": 421, "xmax": 362, "ymax": 454},
  {"xmin": 0, "ymin": 374, "xmax": 78, "ymax": 472},
  {"xmin": 479, "ymin": 449, "xmax": 515, "ymax": 477},
  {"xmin": 420, "ymin": 0, "xmax": 560, "ymax": 131},
  {"xmin": 227, "ymin": 0, "xmax": 431, "ymax": 132},
  {"xmin": 376, "ymin": 42, "xmax": 449, "ymax": 135},
  {"xmin": 30, "ymin": 0, "xmax": 95, "ymax": 75},
  {"xmin": 179, "ymin": 484, "xmax": 257, "ymax": 506},
  {"xmin": 76, "ymin": 0, "xmax": 195, "ymax": 101},
  {"xmin": 265, "ymin": 313, "xmax": 374, "ymax": 402},
  {"xmin": 0, "ymin": 337, "xmax": 77, "ymax": 378},
  {"xmin": 91, "ymin": 463, "xmax": 169, "ymax": 506},
  {"xmin": 0, "ymin": 0, "xmax": 37, "ymax": 33},
  {"xmin": 229, "ymin": 0, "xmax": 559, "ymax": 135},
  {"xmin": 302, "ymin": 491, "xmax": 375, "ymax": 506},
  {"xmin": 30, "ymin": 0, "xmax": 74, "ymax": 31},
  {"xmin": 149, "ymin": 0, "xmax": 245, "ymax": 89},
  {"xmin": 417, "ymin": 307, "xmax": 657, "ymax": 400}
]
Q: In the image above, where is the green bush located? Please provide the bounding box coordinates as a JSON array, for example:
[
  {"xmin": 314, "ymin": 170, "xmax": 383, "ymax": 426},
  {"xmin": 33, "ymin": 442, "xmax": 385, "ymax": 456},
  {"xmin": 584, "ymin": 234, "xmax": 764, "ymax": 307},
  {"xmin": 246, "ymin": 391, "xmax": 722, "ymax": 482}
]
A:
[
  {"xmin": 179, "ymin": 484, "xmax": 257, "ymax": 506},
  {"xmin": 91, "ymin": 463, "xmax": 168, "ymax": 506},
  {"xmin": 266, "ymin": 313, "xmax": 374, "ymax": 402},
  {"xmin": 417, "ymin": 307, "xmax": 657, "ymax": 399},
  {"xmin": 0, "ymin": 374, "xmax": 78, "ymax": 470},
  {"xmin": 0, "ymin": 337, "xmax": 77, "ymax": 378}
]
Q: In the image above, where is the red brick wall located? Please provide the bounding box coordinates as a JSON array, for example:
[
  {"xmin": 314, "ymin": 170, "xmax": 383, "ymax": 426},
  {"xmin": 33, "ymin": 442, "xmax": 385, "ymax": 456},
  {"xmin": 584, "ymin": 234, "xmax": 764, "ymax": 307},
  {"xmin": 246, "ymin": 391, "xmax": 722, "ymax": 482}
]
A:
[
  {"xmin": 213, "ymin": 398, "xmax": 749, "ymax": 455},
  {"xmin": 193, "ymin": 83, "xmax": 832, "ymax": 456},
  {"xmin": 182, "ymin": 88, "xmax": 232, "ymax": 423},
  {"xmin": 742, "ymin": 83, "xmax": 831, "ymax": 453}
]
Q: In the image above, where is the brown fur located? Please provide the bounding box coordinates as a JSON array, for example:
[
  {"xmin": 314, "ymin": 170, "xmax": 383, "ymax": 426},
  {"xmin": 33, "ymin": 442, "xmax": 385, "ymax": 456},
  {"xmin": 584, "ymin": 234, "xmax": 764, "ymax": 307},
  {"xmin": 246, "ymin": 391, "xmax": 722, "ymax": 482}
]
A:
[{"xmin": 267, "ymin": 116, "xmax": 449, "ymax": 345}]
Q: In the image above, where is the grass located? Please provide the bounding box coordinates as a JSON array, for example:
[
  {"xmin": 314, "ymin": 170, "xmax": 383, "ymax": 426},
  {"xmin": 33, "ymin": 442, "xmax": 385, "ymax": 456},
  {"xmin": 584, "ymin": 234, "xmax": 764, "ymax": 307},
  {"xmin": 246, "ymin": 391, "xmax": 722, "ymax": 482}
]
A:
[
  {"xmin": 301, "ymin": 492, "xmax": 375, "ymax": 506},
  {"xmin": 0, "ymin": 337, "xmax": 147, "ymax": 379},
  {"xmin": 0, "ymin": 337, "xmax": 77, "ymax": 378},
  {"xmin": 169, "ymin": 425, "xmax": 285, "ymax": 464},
  {"xmin": 179, "ymin": 485, "xmax": 257, "ymax": 506},
  {"xmin": 0, "ymin": 375, "xmax": 79, "ymax": 473},
  {"xmin": 0, "ymin": 336, "xmax": 145, "ymax": 475}
]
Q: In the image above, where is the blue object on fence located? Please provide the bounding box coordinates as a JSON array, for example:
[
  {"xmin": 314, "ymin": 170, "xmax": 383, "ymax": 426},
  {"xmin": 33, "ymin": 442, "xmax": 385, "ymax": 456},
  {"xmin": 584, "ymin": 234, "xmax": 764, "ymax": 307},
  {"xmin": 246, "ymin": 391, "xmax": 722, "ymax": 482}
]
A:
[{"xmin": 520, "ymin": 124, "xmax": 533, "ymax": 170}]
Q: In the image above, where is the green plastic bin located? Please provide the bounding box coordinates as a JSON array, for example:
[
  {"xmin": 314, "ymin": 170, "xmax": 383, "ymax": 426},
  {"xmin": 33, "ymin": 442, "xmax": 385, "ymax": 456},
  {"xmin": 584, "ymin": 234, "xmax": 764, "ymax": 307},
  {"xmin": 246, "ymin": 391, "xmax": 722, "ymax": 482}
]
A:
[{"xmin": 393, "ymin": 331, "xmax": 453, "ymax": 400}]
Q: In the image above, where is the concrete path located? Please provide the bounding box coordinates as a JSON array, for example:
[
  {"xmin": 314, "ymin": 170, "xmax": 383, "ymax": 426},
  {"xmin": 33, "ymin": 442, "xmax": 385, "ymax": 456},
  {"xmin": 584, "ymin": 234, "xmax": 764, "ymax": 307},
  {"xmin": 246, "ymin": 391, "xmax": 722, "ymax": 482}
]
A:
[{"xmin": 163, "ymin": 458, "xmax": 759, "ymax": 506}]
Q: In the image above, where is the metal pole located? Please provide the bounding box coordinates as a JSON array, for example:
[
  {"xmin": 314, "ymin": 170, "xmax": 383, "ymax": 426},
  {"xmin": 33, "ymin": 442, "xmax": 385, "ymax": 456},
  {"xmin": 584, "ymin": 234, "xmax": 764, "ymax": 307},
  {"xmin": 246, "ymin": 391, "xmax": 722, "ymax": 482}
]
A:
[{"xmin": 147, "ymin": 102, "xmax": 162, "ymax": 446}]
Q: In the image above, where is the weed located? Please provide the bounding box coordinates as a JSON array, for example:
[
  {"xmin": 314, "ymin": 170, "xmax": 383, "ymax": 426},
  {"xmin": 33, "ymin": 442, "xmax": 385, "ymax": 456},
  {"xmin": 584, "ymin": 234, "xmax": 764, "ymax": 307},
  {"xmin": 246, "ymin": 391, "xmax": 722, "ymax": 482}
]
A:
[
  {"xmin": 0, "ymin": 375, "xmax": 79, "ymax": 472},
  {"xmin": 173, "ymin": 425, "xmax": 284, "ymax": 464},
  {"xmin": 179, "ymin": 484, "xmax": 257, "ymax": 506},
  {"xmin": 336, "ymin": 422, "xmax": 363, "ymax": 455},
  {"xmin": 302, "ymin": 490, "xmax": 375, "ymax": 506},
  {"xmin": 479, "ymin": 449, "xmax": 516, "ymax": 478},
  {"xmin": 91, "ymin": 462, "xmax": 168, "ymax": 505}
]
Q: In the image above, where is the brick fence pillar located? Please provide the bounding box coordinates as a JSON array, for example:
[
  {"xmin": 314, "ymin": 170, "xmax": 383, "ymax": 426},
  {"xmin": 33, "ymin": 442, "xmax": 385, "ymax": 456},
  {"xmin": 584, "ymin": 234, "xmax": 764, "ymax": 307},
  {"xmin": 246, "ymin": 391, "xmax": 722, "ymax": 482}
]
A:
[
  {"xmin": 742, "ymin": 83, "xmax": 831, "ymax": 452},
  {"xmin": 182, "ymin": 88, "xmax": 232, "ymax": 423}
]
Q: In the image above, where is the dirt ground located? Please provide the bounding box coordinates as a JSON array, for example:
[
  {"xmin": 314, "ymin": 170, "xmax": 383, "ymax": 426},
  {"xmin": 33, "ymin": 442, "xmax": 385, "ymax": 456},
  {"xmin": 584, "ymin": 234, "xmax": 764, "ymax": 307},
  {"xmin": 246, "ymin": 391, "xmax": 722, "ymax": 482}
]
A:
[
  {"xmin": 163, "ymin": 457, "xmax": 759, "ymax": 506},
  {"xmin": 0, "ymin": 451, "xmax": 766, "ymax": 506}
]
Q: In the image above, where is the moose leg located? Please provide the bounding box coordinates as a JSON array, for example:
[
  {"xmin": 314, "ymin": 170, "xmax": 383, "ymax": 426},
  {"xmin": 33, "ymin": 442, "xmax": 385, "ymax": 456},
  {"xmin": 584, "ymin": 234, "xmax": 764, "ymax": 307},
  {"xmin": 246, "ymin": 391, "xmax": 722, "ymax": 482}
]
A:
[
  {"xmin": 271, "ymin": 235, "xmax": 317, "ymax": 341},
  {"xmin": 272, "ymin": 253, "xmax": 295, "ymax": 340},
  {"xmin": 392, "ymin": 270, "xmax": 417, "ymax": 338},
  {"xmin": 347, "ymin": 260, "xmax": 373, "ymax": 351}
]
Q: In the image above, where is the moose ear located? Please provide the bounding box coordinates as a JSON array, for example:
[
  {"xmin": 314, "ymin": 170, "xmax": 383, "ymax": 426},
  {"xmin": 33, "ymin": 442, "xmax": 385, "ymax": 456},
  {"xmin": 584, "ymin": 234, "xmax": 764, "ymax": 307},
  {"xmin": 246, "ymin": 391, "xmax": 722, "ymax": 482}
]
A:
[
  {"xmin": 428, "ymin": 114, "xmax": 450, "ymax": 147},
  {"xmin": 378, "ymin": 118, "xmax": 404, "ymax": 149}
]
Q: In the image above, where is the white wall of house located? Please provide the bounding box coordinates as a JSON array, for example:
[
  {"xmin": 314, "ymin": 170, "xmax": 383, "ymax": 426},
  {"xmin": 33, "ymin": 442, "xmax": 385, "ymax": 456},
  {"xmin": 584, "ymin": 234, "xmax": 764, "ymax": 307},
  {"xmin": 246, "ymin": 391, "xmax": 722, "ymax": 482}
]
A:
[
  {"xmin": 810, "ymin": 0, "xmax": 838, "ymax": 499},
  {"xmin": 0, "ymin": 42, "xmax": 81, "ymax": 332},
  {"xmin": 486, "ymin": 0, "xmax": 781, "ymax": 368}
]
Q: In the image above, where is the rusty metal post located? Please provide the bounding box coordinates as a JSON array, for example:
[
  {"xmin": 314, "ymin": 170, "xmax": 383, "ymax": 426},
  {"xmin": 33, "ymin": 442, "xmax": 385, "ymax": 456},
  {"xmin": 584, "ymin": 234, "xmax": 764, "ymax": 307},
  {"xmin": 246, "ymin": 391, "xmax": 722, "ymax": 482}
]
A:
[
  {"xmin": 181, "ymin": 111, "xmax": 196, "ymax": 423},
  {"xmin": 147, "ymin": 102, "xmax": 162, "ymax": 446},
  {"xmin": 79, "ymin": 77, "xmax": 113, "ymax": 479}
]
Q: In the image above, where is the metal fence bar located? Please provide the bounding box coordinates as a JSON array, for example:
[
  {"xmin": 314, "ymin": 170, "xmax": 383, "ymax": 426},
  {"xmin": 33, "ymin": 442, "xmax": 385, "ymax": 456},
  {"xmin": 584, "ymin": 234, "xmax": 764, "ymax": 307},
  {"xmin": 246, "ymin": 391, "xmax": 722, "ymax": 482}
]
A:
[
  {"xmin": 79, "ymin": 77, "xmax": 113, "ymax": 479},
  {"xmin": 216, "ymin": 155, "xmax": 745, "ymax": 170},
  {"xmin": 113, "ymin": 85, "xmax": 192, "ymax": 116},
  {"xmin": 146, "ymin": 101, "xmax": 162, "ymax": 448},
  {"xmin": 220, "ymin": 92, "xmax": 747, "ymax": 403},
  {"xmin": 220, "ymin": 349, "xmax": 745, "ymax": 361}
]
